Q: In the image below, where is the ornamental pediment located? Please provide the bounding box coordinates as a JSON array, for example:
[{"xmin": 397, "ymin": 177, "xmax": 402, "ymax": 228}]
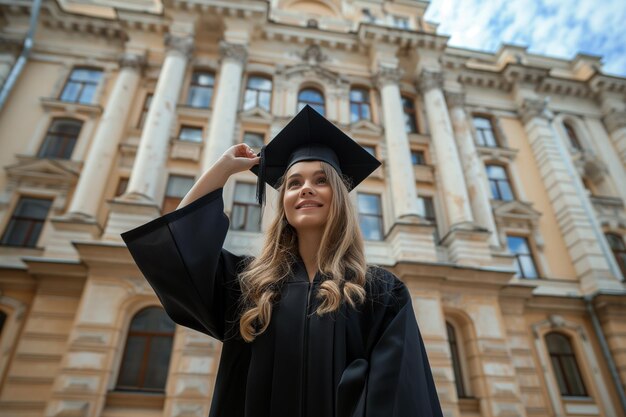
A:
[
  {"xmin": 240, "ymin": 106, "xmax": 273, "ymax": 124},
  {"xmin": 280, "ymin": 63, "xmax": 345, "ymax": 86},
  {"xmin": 5, "ymin": 156, "xmax": 79, "ymax": 185},
  {"xmin": 350, "ymin": 119, "xmax": 382, "ymax": 136},
  {"xmin": 492, "ymin": 200, "xmax": 541, "ymax": 221}
]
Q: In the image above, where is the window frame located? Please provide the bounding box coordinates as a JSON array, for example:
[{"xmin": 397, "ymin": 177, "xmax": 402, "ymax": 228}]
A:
[
  {"xmin": 446, "ymin": 321, "xmax": 469, "ymax": 399},
  {"xmin": 0, "ymin": 196, "xmax": 52, "ymax": 248},
  {"xmin": 401, "ymin": 95, "xmax": 418, "ymax": 133},
  {"xmin": 472, "ymin": 115, "xmax": 499, "ymax": 148},
  {"xmin": 357, "ymin": 192, "xmax": 384, "ymax": 241},
  {"xmin": 37, "ymin": 118, "xmax": 83, "ymax": 160},
  {"xmin": 243, "ymin": 74, "xmax": 273, "ymax": 112},
  {"xmin": 297, "ymin": 87, "xmax": 325, "ymax": 116},
  {"xmin": 349, "ymin": 86, "xmax": 372, "ymax": 123},
  {"xmin": 186, "ymin": 70, "xmax": 215, "ymax": 109},
  {"xmin": 59, "ymin": 67, "xmax": 103, "ymax": 105},
  {"xmin": 230, "ymin": 182, "xmax": 262, "ymax": 233},
  {"xmin": 485, "ymin": 164, "xmax": 515, "ymax": 201},
  {"xmin": 161, "ymin": 175, "xmax": 195, "ymax": 215},
  {"xmin": 410, "ymin": 149, "xmax": 426, "ymax": 166},
  {"xmin": 605, "ymin": 233, "xmax": 626, "ymax": 278},
  {"xmin": 177, "ymin": 125, "xmax": 204, "ymax": 143},
  {"xmin": 506, "ymin": 235, "xmax": 540, "ymax": 279},
  {"xmin": 545, "ymin": 332, "xmax": 589, "ymax": 397}
]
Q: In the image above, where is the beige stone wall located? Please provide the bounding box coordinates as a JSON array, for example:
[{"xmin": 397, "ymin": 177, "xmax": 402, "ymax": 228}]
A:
[{"xmin": 0, "ymin": 1, "xmax": 625, "ymax": 417}]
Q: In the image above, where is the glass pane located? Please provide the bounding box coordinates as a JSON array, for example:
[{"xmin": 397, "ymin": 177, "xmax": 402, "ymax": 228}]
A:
[
  {"xmin": 234, "ymin": 183, "xmax": 257, "ymax": 203},
  {"xmin": 259, "ymin": 92, "xmax": 271, "ymax": 111},
  {"xmin": 498, "ymin": 181, "xmax": 514, "ymax": 201},
  {"xmin": 1, "ymin": 219, "xmax": 28, "ymax": 246},
  {"xmin": 358, "ymin": 194, "xmax": 381, "ymax": 215},
  {"xmin": 350, "ymin": 104, "xmax": 360, "ymax": 123},
  {"xmin": 298, "ymin": 89, "xmax": 324, "ymax": 104},
  {"xmin": 550, "ymin": 356, "xmax": 569, "ymax": 395},
  {"xmin": 362, "ymin": 104, "xmax": 371, "ymax": 120},
  {"xmin": 484, "ymin": 130, "xmax": 497, "ymax": 147},
  {"xmin": 17, "ymin": 198, "xmax": 52, "ymax": 219},
  {"xmin": 401, "ymin": 96, "xmax": 414, "ymax": 109},
  {"xmin": 52, "ymin": 119, "xmax": 82, "ymax": 135},
  {"xmin": 179, "ymin": 127, "xmax": 203, "ymax": 143},
  {"xmin": 245, "ymin": 206, "xmax": 261, "ymax": 232},
  {"xmin": 117, "ymin": 336, "xmax": 147, "ymax": 388},
  {"xmin": 60, "ymin": 82, "xmax": 80, "ymax": 102},
  {"xmin": 562, "ymin": 357, "xmax": 586, "ymax": 396},
  {"xmin": 606, "ymin": 234, "xmax": 625, "ymax": 250},
  {"xmin": 546, "ymin": 333, "xmax": 572, "ymax": 354},
  {"xmin": 404, "ymin": 113, "xmax": 417, "ymax": 133},
  {"xmin": 61, "ymin": 138, "xmax": 77, "ymax": 159},
  {"xmin": 243, "ymin": 90, "xmax": 257, "ymax": 110},
  {"xmin": 166, "ymin": 176, "xmax": 195, "ymax": 199},
  {"xmin": 231, "ymin": 205, "xmax": 245, "ymax": 230},
  {"xmin": 519, "ymin": 255, "xmax": 538, "ymax": 278},
  {"xmin": 359, "ymin": 215, "xmax": 382, "ymax": 241},
  {"xmin": 193, "ymin": 72, "xmax": 214, "ymax": 86},
  {"xmin": 248, "ymin": 76, "xmax": 272, "ymax": 90},
  {"xmin": 130, "ymin": 307, "xmax": 175, "ymax": 332},
  {"xmin": 486, "ymin": 165, "xmax": 506, "ymax": 180},
  {"xmin": 350, "ymin": 89, "xmax": 366, "ymax": 101},
  {"xmin": 243, "ymin": 132, "xmax": 264, "ymax": 148},
  {"xmin": 144, "ymin": 336, "xmax": 173, "ymax": 390},
  {"xmin": 506, "ymin": 236, "xmax": 527, "ymax": 255},
  {"xmin": 79, "ymin": 84, "xmax": 96, "ymax": 104},
  {"xmin": 187, "ymin": 87, "xmax": 212, "ymax": 108},
  {"xmin": 72, "ymin": 68, "xmax": 102, "ymax": 82},
  {"xmin": 473, "ymin": 117, "xmax": 491, "ymax": 129}
]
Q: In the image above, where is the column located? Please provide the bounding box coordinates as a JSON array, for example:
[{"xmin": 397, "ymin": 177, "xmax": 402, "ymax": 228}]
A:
[
  {"xmin": 418, "ymin": 71, "xmax": 491, "ymax": 265},
  {"xmin": 125, "ymin": 33, "xmax": 193, "ymax": 201},
  {"xmin": 375, "ymin": 66, "xmax": 437, "ymax": 263},
  {"xmin": 375, "ymin": 67, "xmax": 420, "ymax": 219},
  {"xmin": 446, "ymin": 91, "xmax": 500, "ymax": 247},
  {"xmin": 201, "ymin": 41, "xmax": 247, "ymax": 171},
  {"xmin": 418, "ymin": 71, "xmax": 473, "ymax": 227},
  {"xmin": 67, "ymin": 52, "xmax": 145, "ymax": 220},
  {"xmin": 517, "ymin": 96, "xmax": 621, "ymax": 293}
]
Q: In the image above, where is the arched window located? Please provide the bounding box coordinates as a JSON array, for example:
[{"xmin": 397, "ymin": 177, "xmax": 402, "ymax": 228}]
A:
[
  {"xmin": 244, "ymin": 75, "xmax": 272, "ymax": 111},
  {"xmin": 401, "ymin": 95, "xmax": 418, "ymax": 133},
  {"xmin": 563, "ymin": 122, "xmax": 583, "ymax": 151},
  {"xmin": 446, "ymin": 322, "xmax": 468, "ymax": 398},
  {"xmin": 298, "ymin": 88, "xmax": 325, "ymax": 116},
  {"xmin": 545, "ymin": 332, "xmax": 587, "ymax": 397},
  {"xmin": 350, "ymin": 87, "xmax": 371, "ymax": 122},
  {"xmin": 605, "ymin": 233, "xmax": 626, "ymax": 278},
  {"xmin": 116, "ymin": 307, "xmax": 175, "ymax": 392},
  {"xmin": 38, "ymin": 118, "xmax": 83, "ymax": 160},
  {"xmin": 186, "ymin": 71, "xmax": 214, "ymax": 108}
]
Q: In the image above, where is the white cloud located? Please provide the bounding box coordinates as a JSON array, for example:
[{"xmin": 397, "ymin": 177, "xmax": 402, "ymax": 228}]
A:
[{"xmin": 424, "ymin": 0, "xmax": 626, "ymax": 76}]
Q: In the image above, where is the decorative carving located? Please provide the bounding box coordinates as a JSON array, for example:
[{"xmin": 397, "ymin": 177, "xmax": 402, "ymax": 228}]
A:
[
  {"xmin": 417, "ymin": 70, "xmax": 443, "ymax": 94},
  {"xmin": 373, "ymin": 66, "xmax": 403, "ymax": 88},
  {"xmin": 444, "ymin": 91, "xmax": 465, "ymax": 108},
  {"xmin": 518, "ymin": 98, "xmax": 551, "ymax": 124},
  {"xmin": 297, "ymin": 44, "xmax": 328, "ymax": 65},
  {"xmin": 603, "ymin": 110, "xmax": 626, "ymax": 133},
  {"xmin": 164, "ymin": 33, "xmax": 194, "ymax": 57},
  {"xmin": 219, "ymin": 41, "xmax": 248, "ymax": 65},
  {"xmin": 118, "ymin": 52, "xmax": 146, "ymax": 71}
]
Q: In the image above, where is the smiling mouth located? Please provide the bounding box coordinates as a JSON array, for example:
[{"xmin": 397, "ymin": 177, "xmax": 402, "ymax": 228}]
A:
[{"xmin": 296, "ymin": 203, "xmax": 323, "ymax": 209}]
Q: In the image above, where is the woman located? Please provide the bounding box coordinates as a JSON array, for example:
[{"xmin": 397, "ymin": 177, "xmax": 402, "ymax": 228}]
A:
[{"xmin": 122, "ymin": 106, "xmax": 443, "ymax": 417}]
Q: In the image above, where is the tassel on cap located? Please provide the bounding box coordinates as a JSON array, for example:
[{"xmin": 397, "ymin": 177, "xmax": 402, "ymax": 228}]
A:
[{"xmin": 255, "ymin": 145, "xmax": 267, "ymax": 206}]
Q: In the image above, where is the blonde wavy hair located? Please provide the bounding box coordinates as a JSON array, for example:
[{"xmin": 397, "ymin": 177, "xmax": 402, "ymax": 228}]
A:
[{"xmin": 238, "ymin": 161, "xmax": 367, "ymax": 342}]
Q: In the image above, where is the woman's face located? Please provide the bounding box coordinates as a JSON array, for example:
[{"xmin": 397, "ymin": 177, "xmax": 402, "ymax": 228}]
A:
[{"xmin": 283, "ymin": 161, "xmax": 333, "ymax": 234}]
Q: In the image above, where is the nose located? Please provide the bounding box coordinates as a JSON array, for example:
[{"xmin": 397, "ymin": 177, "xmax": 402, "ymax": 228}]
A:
[{"xmin": 300, "ymin": 180, "xmax": 316, "ymax": 196}]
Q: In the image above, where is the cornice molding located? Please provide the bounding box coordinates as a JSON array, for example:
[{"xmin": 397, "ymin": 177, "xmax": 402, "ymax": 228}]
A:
[
  {"xmin": 165, "ymin": 33, "xmax": 194, "ymax": 57},
  {"xmin": 416, "ymin": 69, "xmax": 443, "ymax": 94},
  {"xmin": 219, "ymin": 41, "xmax": 248, "ymax": 65},
  {"xmin": 373, "ymin": 66, "xmax": 403, "ymax": 88}
]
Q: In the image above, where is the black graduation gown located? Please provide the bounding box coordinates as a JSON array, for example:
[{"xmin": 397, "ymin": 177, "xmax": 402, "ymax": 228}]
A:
[{"xmin": 121, "ymin": 188, "xmax": 443, "ymax": 417}]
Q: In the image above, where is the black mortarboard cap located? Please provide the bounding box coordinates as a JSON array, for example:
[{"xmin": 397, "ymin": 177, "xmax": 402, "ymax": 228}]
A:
[{"xmin": 251, "ymin": 105, "xmax": 381, "ymax": 204}]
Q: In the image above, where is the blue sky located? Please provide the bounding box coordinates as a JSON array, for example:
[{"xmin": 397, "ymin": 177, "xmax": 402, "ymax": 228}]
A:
[{"xmin": 424, "ymin": 0, "xmax": 626, "ymax": 77}]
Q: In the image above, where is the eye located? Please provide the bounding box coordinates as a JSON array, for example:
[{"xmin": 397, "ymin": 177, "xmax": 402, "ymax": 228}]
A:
[
  {"xmin": 316, "ymin": 176, "xmax": 328, "ymax": 185},
  {"xmin": 287, "ymin": 179, "xmax": 301, "ymax": 188}
]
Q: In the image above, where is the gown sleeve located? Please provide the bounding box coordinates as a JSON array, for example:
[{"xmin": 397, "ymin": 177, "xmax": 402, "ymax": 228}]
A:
[
  {"xmin": 361, "ymin": 270, "xmax": 444, "ymax": 417},
  {"xmin": 121, "ymin": 188, "xmax": 246, "ymax": 341}
]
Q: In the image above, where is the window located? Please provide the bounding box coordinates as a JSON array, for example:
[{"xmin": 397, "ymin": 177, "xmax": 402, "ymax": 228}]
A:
[
  {"xmin": 186, "ymin": 71, "xmax": 214, "ymax": 108},
  {"xmin": 1, "ymin": 197, "xmax": 52, "ymax": 248},
  {"xmin": 298, "ymin": 88, "xmax": 325, "ymax": 116},
  {"xmin": 485, "ymin": 165, "xmax": 514, "ymax": 201},
  {"xmin": 115, "ymin": 177, "xmax": 129, "ymax": 197},
  {"xmin": 231, "ymin": 183, "xmax": 261, "ymax": 232},
  {"xmin": 37, "ymin": 118, "xmax": 82, "ymax": 160},
  {"xmin": 506, "ymin": 236, "xmax": 539, "ymax": 279},
  {"xmin": 446, "ymin": 322, "xmax": 468, "ymax": 398},
  {"xmin": 418, "ymin": 196, "xmax": 439, "ymax": 242},
  {"xmin": 411, "ymin": 150, "xmax": 426, "ymax": 166},
  {"xmin": 177, "ymin": 126, "xmax": 203, "ymax": 143},
  {"xmin": 242, "ymin": 131, "xmax": 264, "ymax": 150},
  {"xmin": 350, "ymin": 87, "xmax": 371, "ymax": 123},
  {"xmin": 606, "ymin": 233, "xmax": 626, "ymax": 278},
  {"xmin": 362, "ymin": 145, "xmax": 376, "ymax": 157},
  {"xmin": 162, "ymin": 175, "xmax": 195, "ymax": 214},
  {"xmin": 392, "ymin": 16, "xmax": 410, "ymax": 29},
  {"xmin": 358, "ymin": 193, "xmax": 383, "ymax": 241},
  {"xmin": 563, "ymin": 122, "xmax": 583, "ymax": 151},
  {"xmin": 473, "ymin": 116, "xmax": 498, "ymax": 147},
  {"xmin": 244, "ymin": 76, "xmax": 272, "ymax": 111},
  {"xmin": 545, "ymin": 332, "xmax": 588, "ymax": 397},
  {"xmin": 59, "ymin": 67, "xmax": 102, "ymax": 104},
  {"xmin": 402, "ymin": 96, "xmax": 418, "ymax": 133},
  {"xmin": 116, "ymin": 307, "xmax": 175, "ymax": 393},
  {"xmin": 137, "ymin": 93, "xmax": 153, "ymax": 129}
]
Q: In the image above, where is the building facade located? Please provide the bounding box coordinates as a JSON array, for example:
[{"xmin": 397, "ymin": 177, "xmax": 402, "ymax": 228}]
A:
[{"xmin": 0, "ymin": 0, "xmax": 625, "ymax": 416}]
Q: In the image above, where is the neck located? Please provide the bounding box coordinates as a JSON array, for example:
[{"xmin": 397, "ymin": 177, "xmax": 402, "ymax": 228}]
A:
[{"xmin": 297, "ymin": 228, "xmax": 324, "ymax": 282}]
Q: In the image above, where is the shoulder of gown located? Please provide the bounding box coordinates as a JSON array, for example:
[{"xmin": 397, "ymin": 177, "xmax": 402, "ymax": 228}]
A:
[{"xmin": 121, "ymin": 188, "xmax": 250, "ymax": 341}]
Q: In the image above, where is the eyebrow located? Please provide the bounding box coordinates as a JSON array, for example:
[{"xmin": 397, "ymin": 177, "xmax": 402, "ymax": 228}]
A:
[{"xmin": 287, "ymin": 170, "xmax": 325, "ymax": 180}]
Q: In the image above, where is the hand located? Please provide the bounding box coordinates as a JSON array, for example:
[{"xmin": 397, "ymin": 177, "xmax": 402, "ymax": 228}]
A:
[{"xmin": 218, "ymin": 144, "xmax": 261, "ymax": 176}]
